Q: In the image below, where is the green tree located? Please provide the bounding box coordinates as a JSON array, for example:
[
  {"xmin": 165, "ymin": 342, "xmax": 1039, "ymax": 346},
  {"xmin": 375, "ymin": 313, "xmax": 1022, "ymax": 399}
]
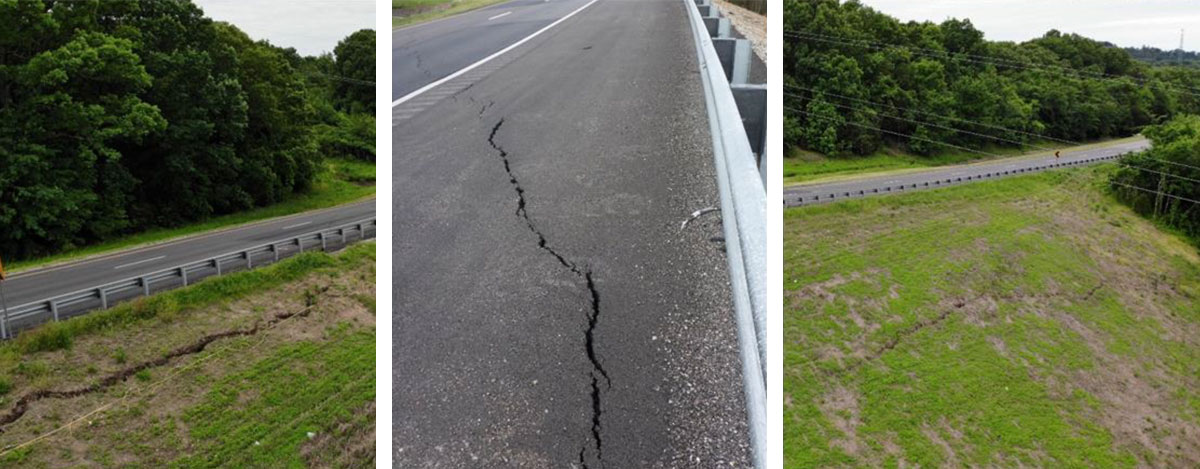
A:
[{"xmin": 332, "ymin": 29, "xmax": 375, "ymax": 114}]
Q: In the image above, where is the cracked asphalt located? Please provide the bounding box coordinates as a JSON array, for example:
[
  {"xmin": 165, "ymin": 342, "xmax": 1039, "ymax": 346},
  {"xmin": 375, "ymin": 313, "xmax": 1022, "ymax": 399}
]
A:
[{"xmin": 395, "ymin": 0, "xmax": 751, "ymax": 466}]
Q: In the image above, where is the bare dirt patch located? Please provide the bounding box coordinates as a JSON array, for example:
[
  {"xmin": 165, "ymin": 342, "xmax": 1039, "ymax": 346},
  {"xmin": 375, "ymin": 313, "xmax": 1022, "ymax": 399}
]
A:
[{"xmin": 0, "ymin": 250, "xmax": 375, "ymax": 466}]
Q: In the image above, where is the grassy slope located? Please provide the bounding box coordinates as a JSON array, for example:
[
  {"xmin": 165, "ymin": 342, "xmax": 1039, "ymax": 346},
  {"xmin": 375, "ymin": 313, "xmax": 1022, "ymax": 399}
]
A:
[
  {"xmin": 783, "ymin": 167, "xmax": 1200, "ymax": 468},
  {"xmin": 784, "ymin": 136, "xmax": 1142, "ymax": 186},
  {"xmin": 8, "ymin": 158, "xmax": 375, "ymax": 274},
  {"xmin": 392, "ymin": 0, "xmax": 511, "ymax": 28},
  {"xmin": 0, "ymin": 243, "xmax": 376, "ymax": 467}
]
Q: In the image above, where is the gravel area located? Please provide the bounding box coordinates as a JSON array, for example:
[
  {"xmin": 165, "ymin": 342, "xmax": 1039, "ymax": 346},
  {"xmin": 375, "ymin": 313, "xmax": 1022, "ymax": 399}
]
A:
[{"xmin": 712, "ymin": 0, "xmax": 765, "ymax": 63}]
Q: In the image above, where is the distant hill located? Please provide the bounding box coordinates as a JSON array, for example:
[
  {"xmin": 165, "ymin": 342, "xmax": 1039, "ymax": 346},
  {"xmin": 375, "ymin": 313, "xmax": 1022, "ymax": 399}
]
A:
[{"xmin": 1125, "ymin": 46, "xmax": 1200, "ymax": 68}]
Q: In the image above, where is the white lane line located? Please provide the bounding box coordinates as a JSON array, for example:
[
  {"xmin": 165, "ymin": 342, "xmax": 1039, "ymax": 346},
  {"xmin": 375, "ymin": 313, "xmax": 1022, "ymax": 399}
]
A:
[
  {"xmin": 114, "ymin": 255, "xmax": 166, "ymax": 270},
  {"xmin": 488, "ymin": 11, "xmax": 512, "ymax": 20},
  {"xmin": 282, "ymin": 221, "xmax": 313, "ymax": 230},
  {"xmin": 392, "ymin": 0, "xmax": 600, "ymax": 107}
]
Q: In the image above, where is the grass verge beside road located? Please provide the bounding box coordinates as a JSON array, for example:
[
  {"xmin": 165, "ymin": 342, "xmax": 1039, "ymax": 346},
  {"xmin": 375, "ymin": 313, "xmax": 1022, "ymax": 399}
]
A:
[
  {"xmin": 393, "ymin": 0, "xmax": 511, "ymax": 28},
  {"xmin": 0, "ymin": 242, "xmax": 376, "ymax": 466},
  {"xmin": 783, "ymin": 167, "xmax": 1200, "ymax": 467},
  {"xmin": 784, "ymin": 136, "xmax": 1142, "ymax": 186},
  {"xmin": 7, "ymin": 159, "xmax": 375, "ymax": 275}
]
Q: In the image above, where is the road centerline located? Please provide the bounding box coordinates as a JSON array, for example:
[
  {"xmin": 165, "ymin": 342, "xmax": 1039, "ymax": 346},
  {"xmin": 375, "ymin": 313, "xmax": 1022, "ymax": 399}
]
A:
[
  {"xmin": 488, "ymin": 11, "xmax": 512, "ymax": 20},
  {"xmin": 392, "ymin": 0, "xmax": 600, "ymax": 107},
  {"xmin": 113, "ymin": 255, "xmax": 166, "ymax": 270}
]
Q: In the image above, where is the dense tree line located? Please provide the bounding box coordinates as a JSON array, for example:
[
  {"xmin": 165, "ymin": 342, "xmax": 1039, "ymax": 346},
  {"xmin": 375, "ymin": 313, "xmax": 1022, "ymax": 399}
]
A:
[
  {"xmin": 1126, "ymin": 46, "xmax": 1200, "ymax": 69},
  {"xmin": 784, "ymin": 0, "xmax": 1200, "ymax": 157},
  {"xmin": 1109, "ymin": 115, "xmax": 1200, "ymax": 240},
  {"xmin": 0, "ymin": 0, "xmax": 375, "ymax": 259}
]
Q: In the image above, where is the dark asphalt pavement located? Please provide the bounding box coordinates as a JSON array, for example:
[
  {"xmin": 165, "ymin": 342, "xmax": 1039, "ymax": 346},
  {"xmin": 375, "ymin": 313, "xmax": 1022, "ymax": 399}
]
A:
[
  {"xmin": 394, "ymin": 0, "xmax": 751, "ymax": 466},
  {"xmin": 393, "ymin": 0, "xmax": 594, "ymax": 100},
  {"xmin": 784, "ymin": 138, "xmax": 1151, "ymax": 207},
  {"xmin": 2, "ymin": 199, "xmax": 375, "ymax": 309}
]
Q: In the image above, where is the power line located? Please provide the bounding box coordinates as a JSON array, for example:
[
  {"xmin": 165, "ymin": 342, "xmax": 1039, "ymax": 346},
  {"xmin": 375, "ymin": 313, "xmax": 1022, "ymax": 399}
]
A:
[
  {"xmin": 1118, "ymin": 161, "xmax": 1200, "ymax": 184},
  {"xmin": 787, "ymin": 105, "xmax": 1006, "ymax": 159},
  {"xmin": 785, "ymin": 84, "xmax": 1082, "ymax": 146},
  {"xmin": 304, "ymin": 71, "xmax": 375, "ymax": 86},
  {"xmin": 784, "ymin": 30, "xmax": 1200, "ymax": 99},
  {"xmin": 786, "ymin": 84, "xmax": 1200, "ymax": 173},
  {"xmin": 1110, "ymin": 180, "xmax": 1200, "ymax": 205},
  {"xmin": 785, "ymin": 89, "xmax": 1057, "ymax": 151}
]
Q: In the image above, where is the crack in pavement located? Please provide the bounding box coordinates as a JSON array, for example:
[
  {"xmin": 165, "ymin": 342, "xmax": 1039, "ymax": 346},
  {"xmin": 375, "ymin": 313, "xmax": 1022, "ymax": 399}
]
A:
[{"xmin": 487, "ymin": 118, "xmax": 610, "ymax": 468}]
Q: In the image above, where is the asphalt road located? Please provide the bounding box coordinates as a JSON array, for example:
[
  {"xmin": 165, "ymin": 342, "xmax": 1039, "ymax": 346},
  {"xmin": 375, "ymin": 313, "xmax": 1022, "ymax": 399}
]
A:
[
  {"xmin": 395, "ymin": 0, "xmax": 751, "ymax": 466},
  {"xmin": 1, "ymin": 199, "xmax": 375, "ymax": 310},
  {"xmin": 784, "ymin": 138, "xmax": 1152, "ymax": 207},
  {"xmin": 393, "ymin": 0, "xmax": 594, "ymax": 100}
]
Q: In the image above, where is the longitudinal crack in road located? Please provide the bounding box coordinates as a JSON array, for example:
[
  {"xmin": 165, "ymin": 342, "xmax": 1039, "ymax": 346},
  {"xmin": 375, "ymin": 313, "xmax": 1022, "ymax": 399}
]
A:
[{"xmin": 487, "ymin": 119, "xmax": 610, "ymax": 468}]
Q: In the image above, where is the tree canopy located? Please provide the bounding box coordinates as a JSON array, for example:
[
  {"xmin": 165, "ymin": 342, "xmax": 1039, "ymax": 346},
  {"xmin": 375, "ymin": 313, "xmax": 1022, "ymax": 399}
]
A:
[
  {"xmin": 784, "ymin": 0, "xmax": 1200, "ymax": 157},
  {"xmin": 0, "ymin": 0, "xmax": 375, "ymax": 259}
]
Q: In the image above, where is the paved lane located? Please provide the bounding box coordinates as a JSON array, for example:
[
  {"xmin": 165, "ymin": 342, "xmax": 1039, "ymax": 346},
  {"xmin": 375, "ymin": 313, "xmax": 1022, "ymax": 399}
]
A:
[
  {"xmin": 395, "ymin": 0, "xmax": 751, "ymax": 466},
  {"xmin": 3, "ymin": 199, "xmax": 375, "ymax": 308},
  {"xmin": 393, "ymin": 0, "xmax": 594, "ymax": 100},
  {"xmin": 784, "ymin": 138, "xmax": 1151, "ymax": 206}
]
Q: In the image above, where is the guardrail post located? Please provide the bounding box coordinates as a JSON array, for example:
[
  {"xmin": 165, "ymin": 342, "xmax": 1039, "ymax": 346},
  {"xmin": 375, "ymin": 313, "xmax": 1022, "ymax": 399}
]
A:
[
  {"xmin": 50, "ymin": 300, "xmax": 58, "ymax": 321},
  {"xmin": 339, "ymin": 228, "xmax": 346, "ymax": 245},
  {"xmin": 320, "ymin": 232, "xmax": 327, "ymax": 251},
  {"xmin": 142, "ymin": 277, "xmax": 150, "ymax": 296},
  {"xmin": 180, "ymin": 267, "xmax": 188, "ymax": 286},
  {"xmin": 99, "ymin": 288, "xmax": 108, "ymax": 310},
  {"xmin": 214, "ymin": 258, "xmax": 222, "ymax": 276},
  {"xmin": 297, "ymin": 237, "xmax": 304, "ymax": 253},
  {"xmin": 245, "ymin": 251, "xmax": 252, "ymax": 270},
  {"xmin": 731, "ymin": 84, "xmax": 767, "ymax": 173},
  {"xmin": 272, "ymin": 244, "xmax": 279, "ymax": 262}
]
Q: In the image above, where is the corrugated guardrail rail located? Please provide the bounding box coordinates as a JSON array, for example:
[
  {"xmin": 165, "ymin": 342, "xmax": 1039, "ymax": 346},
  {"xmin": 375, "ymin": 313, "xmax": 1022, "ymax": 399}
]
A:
[
  {"xmin": 683, "ymin": 0, "xmax": 767, "ymax": 466},
  {"xmin": 0, "ymin": 218, "xmax": 377, "ymax": 339},
  {"xmin": 786, "ymin": 154, "xmax": 1127, "ymax": 207}
]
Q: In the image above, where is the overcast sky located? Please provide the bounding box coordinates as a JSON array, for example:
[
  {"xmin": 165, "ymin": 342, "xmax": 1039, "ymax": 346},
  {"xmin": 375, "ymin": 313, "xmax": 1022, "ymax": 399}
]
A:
[
  {"xmin": 859, "ymin": 0, "xmax": 1200, "ymax": 52},
  {"xmin": 193, "ymin": 0, "xmax": 374, "ymax": 56}
]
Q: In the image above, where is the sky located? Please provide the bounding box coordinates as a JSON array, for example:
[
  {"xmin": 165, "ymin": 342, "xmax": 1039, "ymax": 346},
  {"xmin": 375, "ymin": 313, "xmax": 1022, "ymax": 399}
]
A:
[
  {"xmin": 859, "ymin": 0, "xmax": 1200, "ymax": 52},
  {"xmin": 193, "ymin": 0, "xmax": 375, "ymax": 56}
]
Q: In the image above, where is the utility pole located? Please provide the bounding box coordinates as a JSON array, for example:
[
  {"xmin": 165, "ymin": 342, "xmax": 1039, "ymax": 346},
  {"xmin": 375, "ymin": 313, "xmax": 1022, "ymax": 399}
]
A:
[{"xmin": 1180, "ymin": 29, "xmax": 1186, "ymax": 65}]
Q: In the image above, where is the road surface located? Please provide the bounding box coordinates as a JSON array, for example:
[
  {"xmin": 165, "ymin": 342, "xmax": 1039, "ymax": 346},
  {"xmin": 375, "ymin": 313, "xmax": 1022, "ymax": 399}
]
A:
[
  {"xmin": 784, "ymin": 138, "xmax": 1151, "ymax": 207},
  {"xmin": 393, "ymin": 0, "xmax": 596, "ymax": 100},
  {"xmin": 394, "ymin": 0, "xmax": 751, "ymax": 466},
  {"xmin": 2, "ymin": 199, "xmax": 375, "ymax": 311}
]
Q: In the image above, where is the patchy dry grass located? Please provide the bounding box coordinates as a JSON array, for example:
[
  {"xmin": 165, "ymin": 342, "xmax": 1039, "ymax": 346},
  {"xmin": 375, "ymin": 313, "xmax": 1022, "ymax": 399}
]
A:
[
  {"xmin": 0, "ymin": 243, "xmax": 375, "ymax": 467},
  {"xmin": 784, "ymin": 167, "xmax": 1200, "ymax": 468}
]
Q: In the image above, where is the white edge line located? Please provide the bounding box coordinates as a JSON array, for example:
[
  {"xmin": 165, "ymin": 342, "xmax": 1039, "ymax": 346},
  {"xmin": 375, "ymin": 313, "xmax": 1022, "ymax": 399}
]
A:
[
  {"xmin": 488, "ymin": 11, "xmax": 512, "ymax": 20},
  {"xmin": 392, "ymin": 0, "xmax": 600, "ymax": 107},
  {"xmin": 113, "ymin": 255, "xmax": 166, "ymax": 270}
]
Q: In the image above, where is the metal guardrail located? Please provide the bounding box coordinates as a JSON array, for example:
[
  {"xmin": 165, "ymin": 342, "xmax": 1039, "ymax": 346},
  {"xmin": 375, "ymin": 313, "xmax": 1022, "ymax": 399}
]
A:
[
  {"xmin": 0, "ymin": 218, "xmax": 376, "ymax": 339},
  {"xmin": 786, "ymin": 154, "xmax": 1127, "ymax": 206},
  {"xmin": 683, "ymin": 0, "xmax": 767, "ymax": 466}
]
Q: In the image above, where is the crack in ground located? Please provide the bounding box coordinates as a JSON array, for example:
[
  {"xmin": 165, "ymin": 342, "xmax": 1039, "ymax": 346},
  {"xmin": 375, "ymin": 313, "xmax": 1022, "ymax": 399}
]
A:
[
  {"xmin": 0, "ymin": 286, "xmax": 329, "ymax": 431},
  {"xmin": 487, "ymin": 119, "xmax": 609, "ymax": 468},
  {"xmin": 833, "ymin": 295, "xmax": 976, "ymax": 377}
]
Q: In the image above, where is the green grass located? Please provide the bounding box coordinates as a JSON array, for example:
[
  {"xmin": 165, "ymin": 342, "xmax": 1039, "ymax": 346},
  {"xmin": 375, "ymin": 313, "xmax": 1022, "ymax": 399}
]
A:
[
  {"xmin": 393, "ymin": 0, "xmax": 450, "ymax": 8},
  {"xmin": 784, "ymin": 136, "xmax": 1142, "ymax": 186},
  {"xmin": 7, "ymin": 159, "xmax": 375, "ymax": 274},
  {"xmin": 393, "ymin": 0, "xmax": 512, "ymax": 27},
  {"xmin": 1, "ymin": 242, "xmax": 375, "ymax": 359},
  {"xmin": 174, "ymin": 325, "xmax": 374, "ymax": 467},
  {"xmin": 783, "ymin": 167, "xmax": 1200, "ymax": 467},
  {"xmin": 0, "ymin": 241, "xmax": 376, "ymax": 466}
]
